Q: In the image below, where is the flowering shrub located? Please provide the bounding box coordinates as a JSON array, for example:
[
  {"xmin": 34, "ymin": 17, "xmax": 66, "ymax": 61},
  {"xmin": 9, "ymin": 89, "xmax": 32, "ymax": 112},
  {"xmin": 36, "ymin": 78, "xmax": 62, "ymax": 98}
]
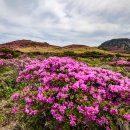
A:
[
  {"xmin": 5, "ymin": 53, "xmax": 13, "ymax": 59},
  {"xmin": 0, "ymin": 57, "xmax": 41, "ymax": 71},
  {"xmin": 127, "ymin": 67, "xmax": 130, "ymax": 71},
  {"xmin": 11, "ymin": 57, "xmax": 130, "ymax": 130},
  {"xmin": 0, "ymin": 52, "xmax": 4, "ymax": 57},
  {"xmin": 109, "ymin": 60, "xmax": 130, "ymax": 66},
  {"xmin": 0, "ymin": 59, "xmax": 5, "ymax": 66}
]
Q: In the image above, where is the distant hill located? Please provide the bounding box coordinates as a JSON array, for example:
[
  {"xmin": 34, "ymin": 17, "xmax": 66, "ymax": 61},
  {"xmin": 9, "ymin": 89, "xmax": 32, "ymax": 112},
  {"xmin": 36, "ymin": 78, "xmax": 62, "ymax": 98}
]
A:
[
  {"xmin": 99, "ymin": 38, "xmax": 130, "ymax": 53},
  {"xmin": 0, "ymin": 40, "xmax": 58, "ymax": 49},
  {"xmin": 0, "ymin": 40, "xmax": 90, "ymax": 49}
]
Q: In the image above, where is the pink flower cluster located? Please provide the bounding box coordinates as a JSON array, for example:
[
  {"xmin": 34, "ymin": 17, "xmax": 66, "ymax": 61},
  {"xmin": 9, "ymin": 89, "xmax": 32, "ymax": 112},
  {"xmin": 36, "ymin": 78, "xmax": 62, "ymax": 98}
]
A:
[
  {"xmin": 11, "ymin": 57, "xmax": 130, "ymax": 129},
  {"xmin": 109, "ymin": 60, "xmax": 130, "ymax": 66},
  {"xmin": 5, "ymin": 53, "xmax": 13, "ymax": 59},
  {"xmin": 0, "ymin": 57, "xmax": 41, "ymax": 71},
  {"xmin": 0, "ymin": 59, "xmax": 5, "ymax": 66},
  {"xmin": 0, "ymin": 52, "xmax": 4, "ymax": 56},
  {"xmin": 127, "ymin": 67, "xmax": 130, "ymax": 71}
]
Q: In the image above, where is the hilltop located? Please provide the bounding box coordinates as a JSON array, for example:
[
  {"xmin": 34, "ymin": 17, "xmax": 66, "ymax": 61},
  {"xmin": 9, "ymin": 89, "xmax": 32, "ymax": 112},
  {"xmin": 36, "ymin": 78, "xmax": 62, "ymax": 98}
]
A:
[
  {"xmin": 0, "ymin": 40, "xmax": 58, "ymax": 48},
  {"xmin": 99, "ymin": 38, "xmax": 130, "ymax": 53}
]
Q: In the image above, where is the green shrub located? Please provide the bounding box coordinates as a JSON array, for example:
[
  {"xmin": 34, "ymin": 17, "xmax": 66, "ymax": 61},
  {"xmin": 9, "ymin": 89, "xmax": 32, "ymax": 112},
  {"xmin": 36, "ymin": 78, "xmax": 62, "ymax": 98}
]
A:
[
  {"xmin": 27, "ymin": 51, "xmax": 42, "ymax": 58},
  {"xmin": 127, "ymin": 58, "xmax": 130, "ymax": 62},
  {"xmin": 12, "ymin": 50, "xmax": 22, "ymax": 58},
  {"xmin": 80, "ymin": 51, "xmax": 103, "ymax": 58},
  {"xmin": 0, "ymin": 48, "xmax": 13, "ymax": 53},
  {"xmin": 0, "ymin": 48, "xmax": 22, "ymax": 58},
  {"xmin": 63, "ymin": 51, "xmax": 76, "ymax": 57},
  {"xmin": 115, "ymin": 53, "xmax": 122, "ymax": 58}
]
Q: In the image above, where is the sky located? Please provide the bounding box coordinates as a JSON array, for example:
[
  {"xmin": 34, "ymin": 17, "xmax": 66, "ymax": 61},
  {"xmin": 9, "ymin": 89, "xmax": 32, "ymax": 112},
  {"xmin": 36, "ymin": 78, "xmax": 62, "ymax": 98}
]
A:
[{"xmin": 0, "ymin": 0, "xmax": 130, "ymax": 46}]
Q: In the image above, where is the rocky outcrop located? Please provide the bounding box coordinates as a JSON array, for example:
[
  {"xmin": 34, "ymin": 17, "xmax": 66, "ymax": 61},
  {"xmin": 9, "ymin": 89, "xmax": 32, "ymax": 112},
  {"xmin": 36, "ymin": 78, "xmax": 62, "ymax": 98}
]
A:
[{"xmin": 99, "ymin": 38, "xmax": 130, "ymax": 53}]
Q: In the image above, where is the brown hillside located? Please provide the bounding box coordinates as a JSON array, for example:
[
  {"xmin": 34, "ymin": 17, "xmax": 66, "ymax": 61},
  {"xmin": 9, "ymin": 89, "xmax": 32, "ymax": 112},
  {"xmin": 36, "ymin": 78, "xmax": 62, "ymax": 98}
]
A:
[{"xmin": 0, "ymin": 40, "xmax": 58, "ymax": 49}]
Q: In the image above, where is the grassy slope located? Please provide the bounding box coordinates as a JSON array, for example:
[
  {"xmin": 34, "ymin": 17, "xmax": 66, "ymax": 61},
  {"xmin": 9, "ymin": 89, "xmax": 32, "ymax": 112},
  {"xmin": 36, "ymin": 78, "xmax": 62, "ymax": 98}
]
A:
[
  {"xmin": 16, "ymin": 46, "xmax": 130, "ymax": 58},
  {"xmin": 16, "ymin": 46, "xmax": 105, "ymax": 53}
]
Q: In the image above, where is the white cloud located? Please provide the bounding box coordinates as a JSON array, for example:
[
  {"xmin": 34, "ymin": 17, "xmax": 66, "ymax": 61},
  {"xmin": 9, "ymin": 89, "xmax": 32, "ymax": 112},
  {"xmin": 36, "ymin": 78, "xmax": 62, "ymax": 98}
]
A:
[{"xmin": 0, "ymin": 0, "xmax": 130, "ymax": 46}]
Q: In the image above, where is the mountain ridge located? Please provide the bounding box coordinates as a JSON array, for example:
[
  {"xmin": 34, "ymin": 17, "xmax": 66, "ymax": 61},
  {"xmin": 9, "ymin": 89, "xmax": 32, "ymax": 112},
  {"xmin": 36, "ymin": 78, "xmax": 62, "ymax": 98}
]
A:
[
  {"xmin": 1, "ymin": 38, "xmax": 130, "ymax": 53},
  {"xmin": 0, "ymin": 40, "xmax": 89, "ymax": 49}
]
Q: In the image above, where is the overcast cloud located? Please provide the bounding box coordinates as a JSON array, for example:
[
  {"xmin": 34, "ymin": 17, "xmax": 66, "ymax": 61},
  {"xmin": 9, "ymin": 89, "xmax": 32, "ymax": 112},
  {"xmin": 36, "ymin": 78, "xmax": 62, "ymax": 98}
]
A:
[{"xmin": 0, "ymin": 0, "xmax": 130, "ymax": 46}]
